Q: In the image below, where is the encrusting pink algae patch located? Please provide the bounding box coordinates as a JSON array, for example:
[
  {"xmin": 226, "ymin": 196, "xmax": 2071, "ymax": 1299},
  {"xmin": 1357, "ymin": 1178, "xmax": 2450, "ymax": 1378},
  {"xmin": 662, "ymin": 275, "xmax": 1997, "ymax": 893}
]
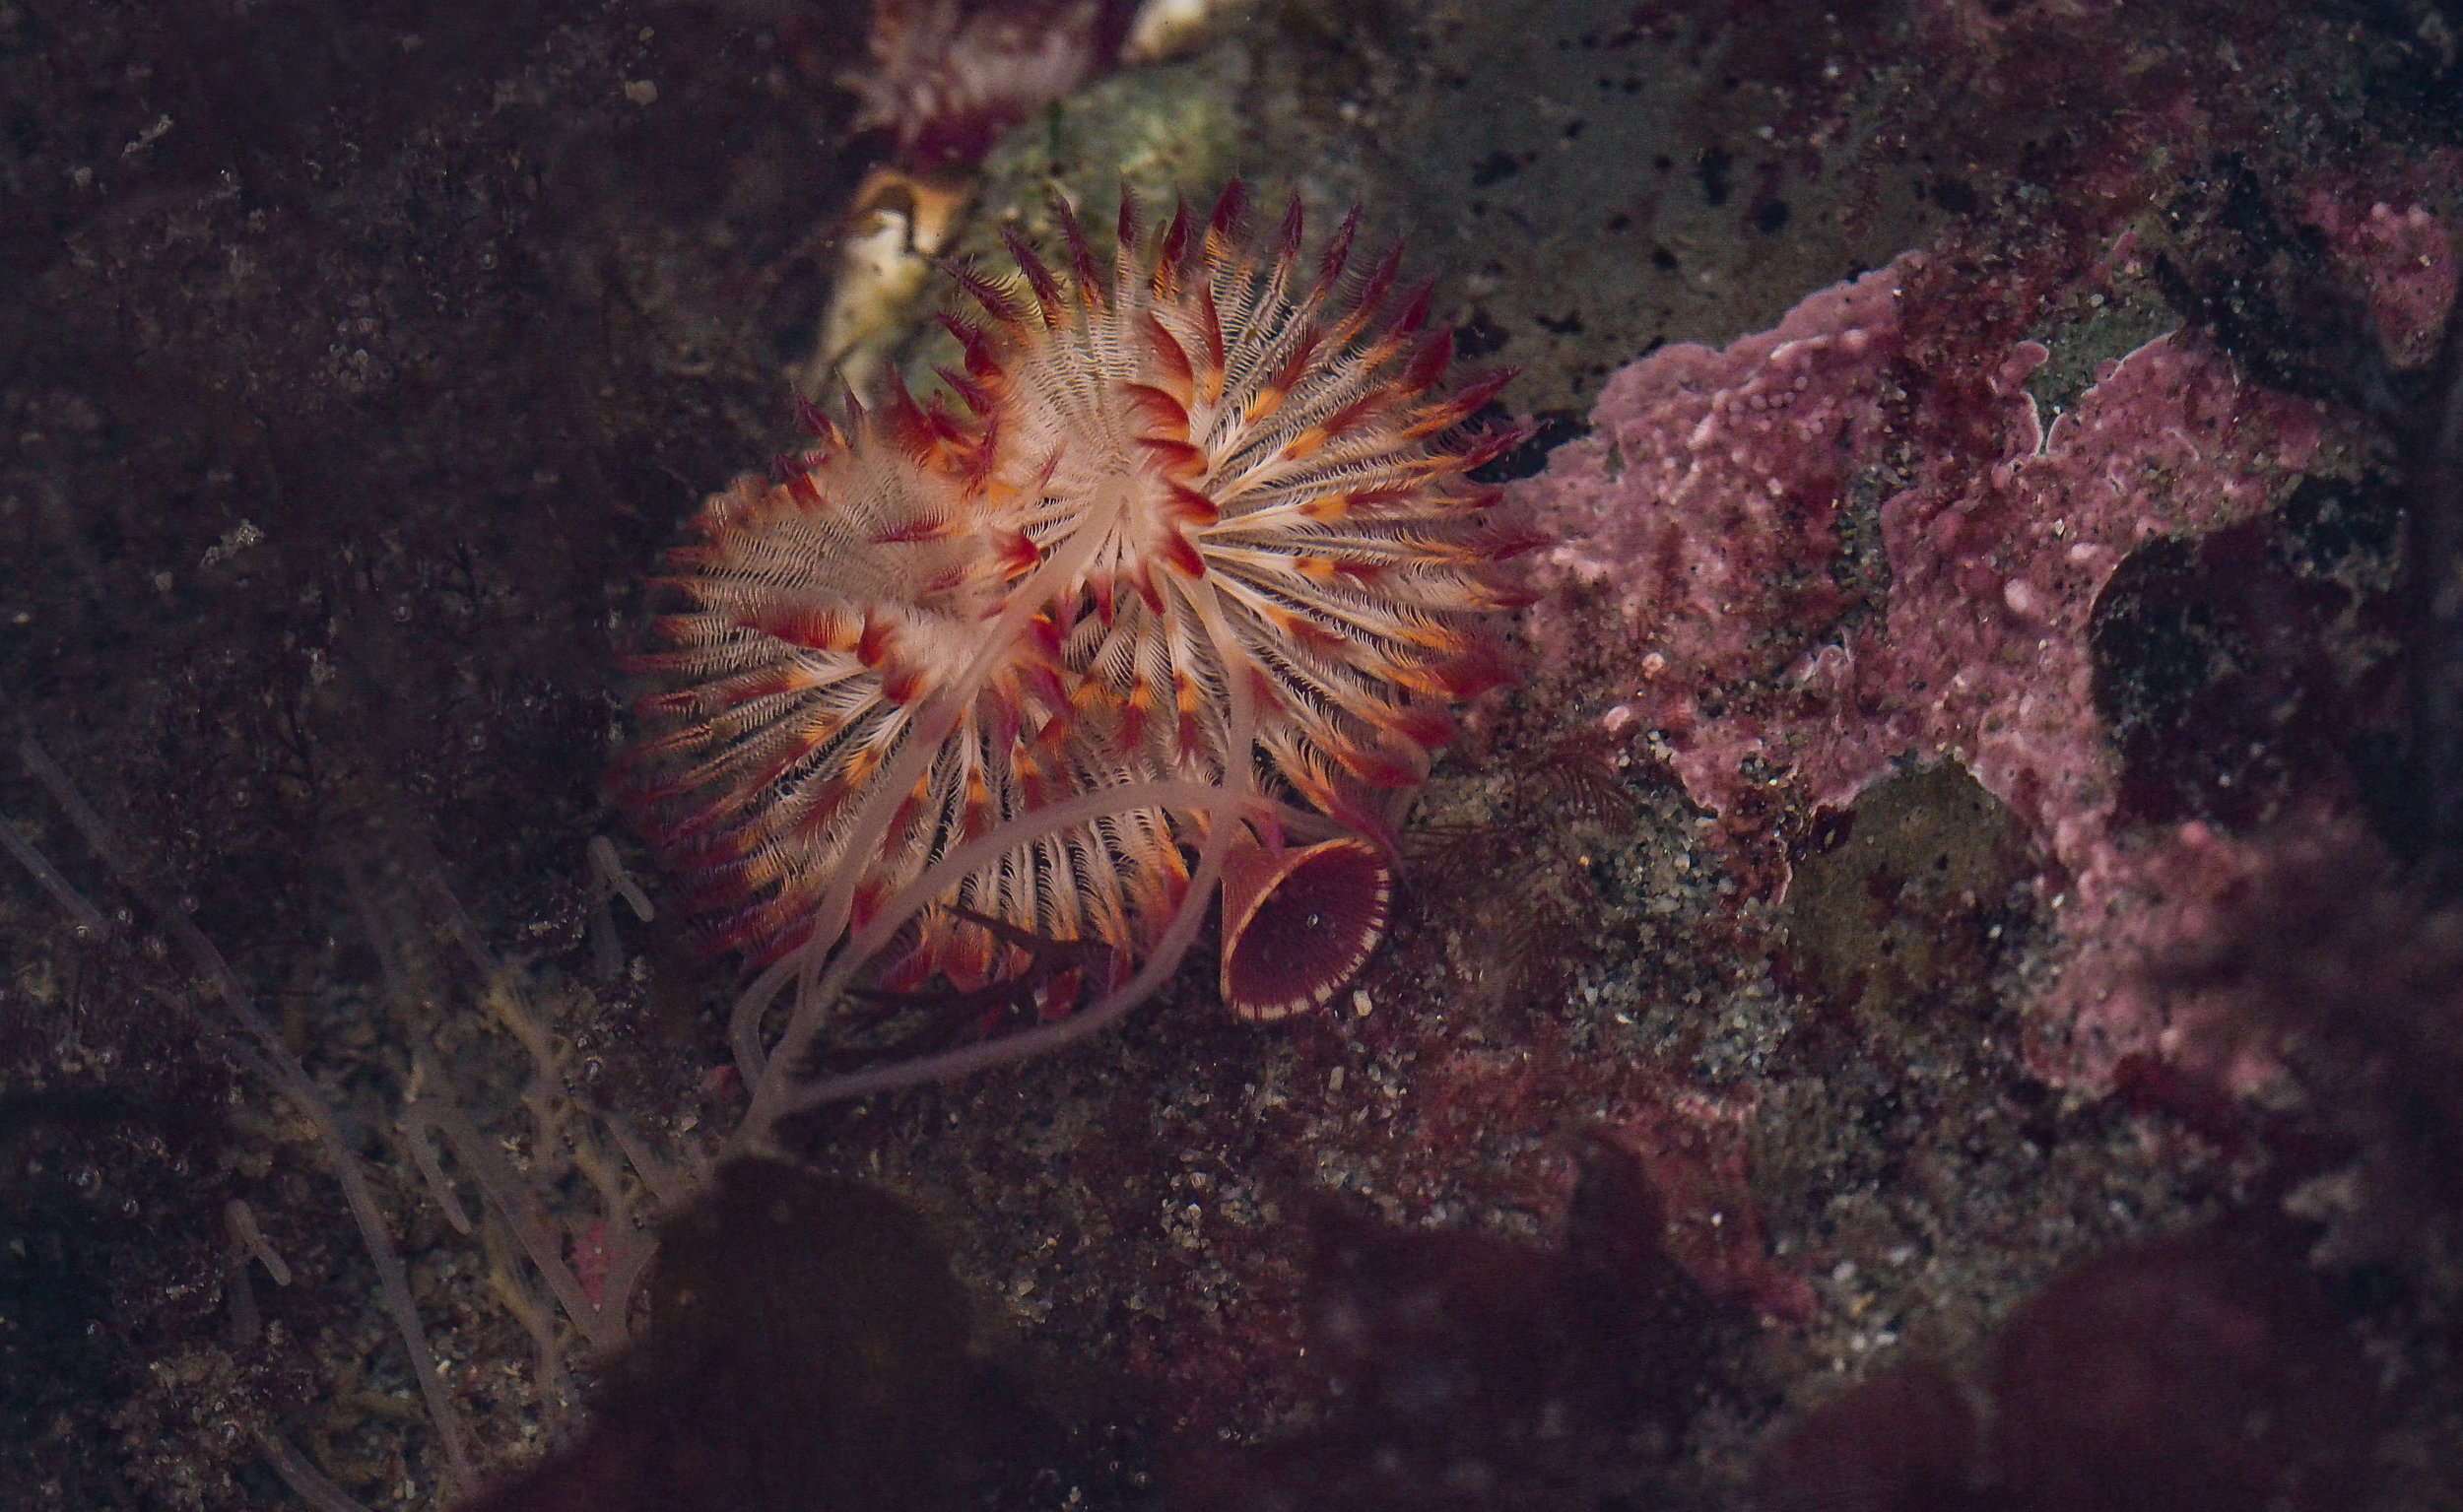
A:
[
  {"xmin": 1518, "ymin": 254, "xmax": 1915, "ymax": 792},
  {"xmin": 2300, "ymin": 193, "xmax": 2459, "ymax": 372},
  {"xmin": 1516, "ymin": 243, "xmax": 2331, "ymax": 1085}
]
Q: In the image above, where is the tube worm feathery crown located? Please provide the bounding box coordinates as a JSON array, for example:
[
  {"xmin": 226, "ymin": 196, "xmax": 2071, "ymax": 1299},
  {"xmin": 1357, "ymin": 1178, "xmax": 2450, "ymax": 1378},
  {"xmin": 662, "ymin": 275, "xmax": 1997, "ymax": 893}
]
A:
[{"xmin": 620, "ymin": 181, "xmax": 1531, "ymax": 1064}]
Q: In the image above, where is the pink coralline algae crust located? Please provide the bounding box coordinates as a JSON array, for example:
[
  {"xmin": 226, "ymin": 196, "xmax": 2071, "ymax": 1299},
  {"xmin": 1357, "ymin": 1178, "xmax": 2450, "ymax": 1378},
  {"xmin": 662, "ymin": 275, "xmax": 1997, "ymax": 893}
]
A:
[
  {"xmin": 1521, "ymin": 255, "xmax": 1914, "ymax": 767},
  {"xmin": 1517, "ymin": 257, "xmax": 2330, "ymax": 1085},
  {"xmin": 1846, "ymin": 335, "xmax": 2323, "ymax": 1085},
  {"xmin": 2299, "ymin": 194, "xmax": 2460, "ymax": 371},
  {"xmin": 1850, "ymin": 334, "xmax": 2320, "ymax": 840}
]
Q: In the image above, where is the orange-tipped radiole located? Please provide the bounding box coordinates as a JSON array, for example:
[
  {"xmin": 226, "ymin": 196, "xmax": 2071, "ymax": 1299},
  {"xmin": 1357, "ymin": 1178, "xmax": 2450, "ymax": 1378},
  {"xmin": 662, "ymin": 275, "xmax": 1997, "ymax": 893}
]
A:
[{"xmin": 619, "ymin": 182, "xmax": 1534, "ymax": 1123}]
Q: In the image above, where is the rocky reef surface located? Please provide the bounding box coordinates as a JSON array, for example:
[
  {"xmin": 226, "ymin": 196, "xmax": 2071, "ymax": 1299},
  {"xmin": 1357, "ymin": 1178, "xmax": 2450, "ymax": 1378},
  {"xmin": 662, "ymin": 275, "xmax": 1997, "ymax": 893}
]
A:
[{"xmin": 4, "ymin": 3, "xmax": 2461, "ymax": 1510}]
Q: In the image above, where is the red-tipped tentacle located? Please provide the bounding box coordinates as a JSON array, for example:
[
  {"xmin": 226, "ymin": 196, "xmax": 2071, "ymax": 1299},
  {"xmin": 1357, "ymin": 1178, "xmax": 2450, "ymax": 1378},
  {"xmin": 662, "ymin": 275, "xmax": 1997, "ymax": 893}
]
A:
[
  {"xmin": 998, "ymin": 228, "xmax": 1067, "ymax": 326},
  {"xmin": 1051, "ymin": 194, "xmax": 1104, "ymax": 310}
]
